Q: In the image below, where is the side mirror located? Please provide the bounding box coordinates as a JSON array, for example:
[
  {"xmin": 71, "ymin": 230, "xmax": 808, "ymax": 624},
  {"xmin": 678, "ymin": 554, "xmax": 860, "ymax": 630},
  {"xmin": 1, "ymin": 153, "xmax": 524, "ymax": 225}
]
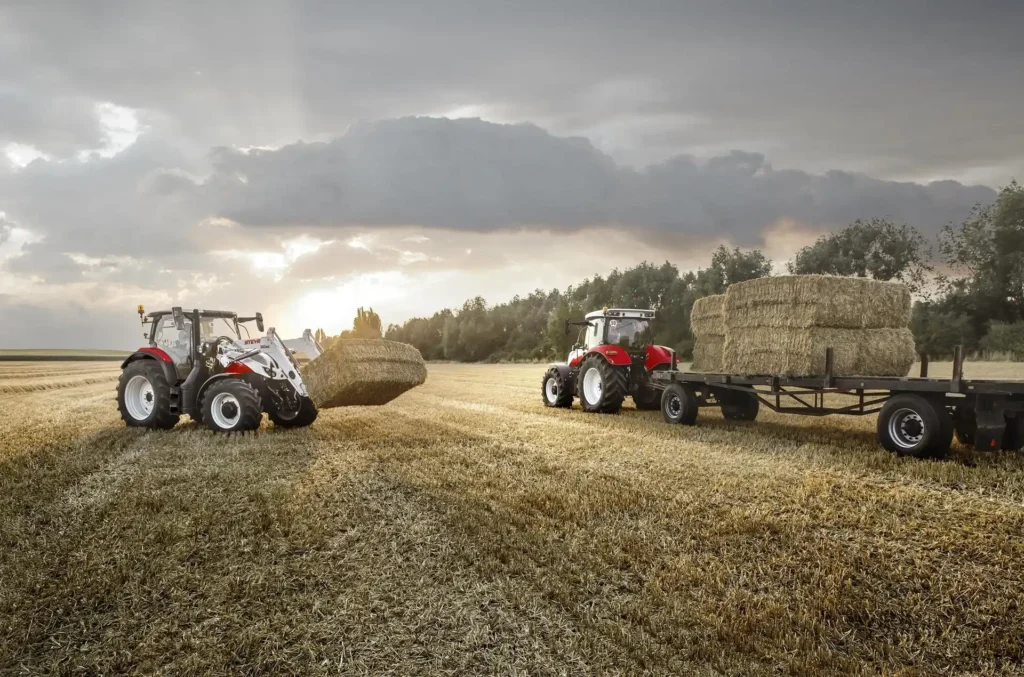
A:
[
  {"xmin": 255, "ymin": 312, "xmax": 264, "ymax": 333},
  {"xmin": 171, "ymin": 306, "xmax": 185, "ymax": 330}
]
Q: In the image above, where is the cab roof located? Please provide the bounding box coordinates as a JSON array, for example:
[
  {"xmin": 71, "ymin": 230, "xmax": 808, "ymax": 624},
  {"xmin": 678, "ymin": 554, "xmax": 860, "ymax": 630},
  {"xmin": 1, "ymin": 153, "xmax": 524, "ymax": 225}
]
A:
[
  {"xmin": 584, "ymin": 308, "xmax": 656, "ymax": 320},
  {"xmin": 146, "ymin": 309, "xmax": 239, "ymax": 320}
]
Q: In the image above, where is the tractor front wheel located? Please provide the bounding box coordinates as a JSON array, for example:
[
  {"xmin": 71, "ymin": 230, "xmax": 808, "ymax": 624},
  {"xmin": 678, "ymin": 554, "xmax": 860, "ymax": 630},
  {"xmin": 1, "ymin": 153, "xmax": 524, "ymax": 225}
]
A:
[
  {"xmin": 578, "ymin": 356, "xmax": 627, "ymax": 414},
  {"xmin": 542, "ymin": 367, "xmax": 574, "ymax": 408},
  {"xmin": 269, "ymin": 396, "xmax": 319, "ymax": 428},
  {"xmin": 118, "ymin": 360, "xmax": 180, "ymax": 430},
  {"xmin": 201, "ymin": 379, "xmax": 263, "ymax": 433}
]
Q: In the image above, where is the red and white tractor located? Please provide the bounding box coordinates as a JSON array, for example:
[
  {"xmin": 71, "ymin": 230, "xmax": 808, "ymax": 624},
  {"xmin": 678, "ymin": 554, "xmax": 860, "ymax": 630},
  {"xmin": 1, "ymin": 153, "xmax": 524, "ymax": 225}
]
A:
[
  {"xmin": 541, "ymin": 308, "xmax": 674, "ymax": 413},
  {"xmin": 117, "ymin": 306, "xmax": 324, "ymax": 432}
]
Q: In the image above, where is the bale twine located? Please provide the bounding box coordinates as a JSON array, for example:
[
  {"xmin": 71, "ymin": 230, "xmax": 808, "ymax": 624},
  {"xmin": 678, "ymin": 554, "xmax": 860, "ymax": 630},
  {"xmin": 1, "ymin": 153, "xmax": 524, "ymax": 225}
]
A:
[
  {"xmin": 301, "ymin": 339, "xmax": 427, "ymax": 409},
  {"xmin": 690, "ymin": 294, "xmax": 725, "ymax": 372}
]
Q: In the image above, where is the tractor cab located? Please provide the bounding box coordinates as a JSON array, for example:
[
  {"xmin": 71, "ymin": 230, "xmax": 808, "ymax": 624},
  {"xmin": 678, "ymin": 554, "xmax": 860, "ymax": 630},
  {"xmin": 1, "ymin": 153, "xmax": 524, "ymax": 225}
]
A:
[
  {"xmin": 145, "ymin": 308, "xmax": 262, "ymax": 378},
  {"xmin": 583, "ymin": 308, "xmax": 654, "ymax": 353}
]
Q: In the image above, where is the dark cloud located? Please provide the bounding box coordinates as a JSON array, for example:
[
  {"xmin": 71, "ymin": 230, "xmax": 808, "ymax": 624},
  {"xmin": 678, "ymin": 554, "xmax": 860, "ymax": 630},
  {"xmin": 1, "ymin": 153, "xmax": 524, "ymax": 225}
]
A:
[
  {"xmin": 0, "ymin": 134, "xmax": 205, "ymax": 258},
  {"xmin": 1, "ymin": 1, "xmax": 1021, "ymax": 178},
  {"xmin": 206, "ymin": 117, "xmax": 996, "ymax": 244}
]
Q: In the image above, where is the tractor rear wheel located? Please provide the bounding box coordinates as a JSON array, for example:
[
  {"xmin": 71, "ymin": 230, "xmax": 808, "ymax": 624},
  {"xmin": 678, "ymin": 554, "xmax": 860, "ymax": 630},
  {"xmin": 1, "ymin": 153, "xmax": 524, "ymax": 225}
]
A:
[
  {"xmin": 542, "ymin": 367, "xmax": 574, "ymax": 408},
  {"xmin": 633, "ymin": 386, "xmax": 661, "ymax": 410},
  {"xmin": 118, "ymin": 360, "xmax": 180, "ymax": 429},
  {"xmin": 269, "ymin": 396, "xmax": 319, "ymax": 428},
  {"xmin": 578, "ymin": 356, "xmax": 627, "ymax": 414},
  {"xmin": 201, "ymin": 379, "xmax": 263, "ymax": 432}
]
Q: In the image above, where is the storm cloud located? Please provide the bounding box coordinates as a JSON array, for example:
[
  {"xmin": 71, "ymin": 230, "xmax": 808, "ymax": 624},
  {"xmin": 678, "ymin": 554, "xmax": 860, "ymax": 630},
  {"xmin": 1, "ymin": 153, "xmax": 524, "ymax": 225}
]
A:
[{"xmin": 207, "ymin": 117, "xmax": 996, "ymax": 242}]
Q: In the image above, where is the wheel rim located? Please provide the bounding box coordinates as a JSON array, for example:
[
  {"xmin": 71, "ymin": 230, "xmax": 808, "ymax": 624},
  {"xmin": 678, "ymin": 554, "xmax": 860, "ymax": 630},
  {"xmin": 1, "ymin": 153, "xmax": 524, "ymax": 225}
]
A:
[
  {"xmin": 888, "ymin": 407, "xmax": 925, "ymax": 449},
  {"xmin": 582, "ymin": 369, "xmax": 603, "ymax": 404},
  {"xmin": 667, "ymin": 393, "xmax": 682, "ymax": 418},
  {"xmin": 544, "ymin": 377, "xmax": 559, "ymax": 403},
  {"xmin": 124, "ymin": 375, "xmax": 155, "ymax": 421},
  {"xmin": 210, "ymin": 392, "xmax": 242, "ymax": 429}
]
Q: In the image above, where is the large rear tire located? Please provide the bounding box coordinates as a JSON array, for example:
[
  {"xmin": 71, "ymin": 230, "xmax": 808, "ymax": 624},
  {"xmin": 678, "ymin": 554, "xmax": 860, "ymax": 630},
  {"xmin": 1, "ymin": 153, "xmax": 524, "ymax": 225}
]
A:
[
  {"xmin": 578, "ymin": 356, "xmax": 627, "ymax": 414},
  {"xmin": 541, "ymin": 367, "xmax": 574, "ymax": 408},
  {"xmin": 117, "ymin": 360, "xmax": 180, "ymax": 430},
  {"xmin": 269, "ymin": 396, "xmax": 319, "ymax": 428},
  {"xmin": 633, "ymin": 386, "xmax": 661, "ymax": 410},
  {"xmin": 201, "ymin": 379, "xmax": 263, "ymax": 432}
]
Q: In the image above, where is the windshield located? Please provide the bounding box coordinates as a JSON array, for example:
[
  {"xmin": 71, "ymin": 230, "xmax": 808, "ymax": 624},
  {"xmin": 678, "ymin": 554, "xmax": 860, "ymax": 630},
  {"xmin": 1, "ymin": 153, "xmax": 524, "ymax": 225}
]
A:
[
  {"xmin": 198, "ymin": 317, "xmax": 239, "ymax": 341},
  {"xmin": 606, "ymin": 318, "xmax": 651, "ymax": 349}
]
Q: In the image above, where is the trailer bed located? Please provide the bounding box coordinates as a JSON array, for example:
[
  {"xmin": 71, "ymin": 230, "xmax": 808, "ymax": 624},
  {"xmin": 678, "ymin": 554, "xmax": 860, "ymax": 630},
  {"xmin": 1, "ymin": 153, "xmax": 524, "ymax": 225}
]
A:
[{"xmin": 647, "ymin": 347, "xmax": 1024, "ymax": 458}]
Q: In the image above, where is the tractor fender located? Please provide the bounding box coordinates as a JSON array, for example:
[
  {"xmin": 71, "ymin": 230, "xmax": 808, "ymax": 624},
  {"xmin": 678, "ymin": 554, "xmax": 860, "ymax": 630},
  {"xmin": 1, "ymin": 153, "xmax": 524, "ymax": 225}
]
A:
[
  {"xmin": 584, "ymin": 345, "xmax": 633, "ymax": 366},
  {"xmin": 121, "ymin": 350, "xmax": 177, "ymax": 387},
  {"xmin": 547, "ymin": 362, "xmax": 575, "ymax": 388},
  {"xmin": 644, "ymin": 345, "xmax": 674, "ymax": 371}
]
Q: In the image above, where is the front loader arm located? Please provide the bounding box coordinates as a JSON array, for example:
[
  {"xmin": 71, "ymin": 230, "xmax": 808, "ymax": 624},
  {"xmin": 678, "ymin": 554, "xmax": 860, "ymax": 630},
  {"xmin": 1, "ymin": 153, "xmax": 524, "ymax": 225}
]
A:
[{"xmin": 279, "ymin": 328, "xmax": 323, "ymax": 361}]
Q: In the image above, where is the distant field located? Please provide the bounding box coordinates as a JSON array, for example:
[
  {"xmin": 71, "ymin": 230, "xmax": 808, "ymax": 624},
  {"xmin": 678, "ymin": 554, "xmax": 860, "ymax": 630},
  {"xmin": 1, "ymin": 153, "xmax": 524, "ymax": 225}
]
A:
[
  {"xmin": 0, "ymin": 348, "xmax": 129, "ymax": 361},
  {"xmin": 2, "ymin": 361, "xmax": 1024, "ymax": 675}
]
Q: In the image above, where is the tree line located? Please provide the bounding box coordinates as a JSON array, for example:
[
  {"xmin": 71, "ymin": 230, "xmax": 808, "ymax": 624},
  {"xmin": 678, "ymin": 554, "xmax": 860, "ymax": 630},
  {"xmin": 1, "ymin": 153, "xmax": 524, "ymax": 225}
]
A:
[{"xmin": 371, "ymin": 183, "xmax": 1024, "ymax": 361}]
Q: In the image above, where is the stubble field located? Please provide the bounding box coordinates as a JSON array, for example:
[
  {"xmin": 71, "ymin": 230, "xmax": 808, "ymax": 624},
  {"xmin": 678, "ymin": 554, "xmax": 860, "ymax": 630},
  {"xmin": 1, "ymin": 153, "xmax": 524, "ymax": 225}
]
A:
[{"xmin": 2, "ymin": 360, "xmax": 1024, "ymax": 676}]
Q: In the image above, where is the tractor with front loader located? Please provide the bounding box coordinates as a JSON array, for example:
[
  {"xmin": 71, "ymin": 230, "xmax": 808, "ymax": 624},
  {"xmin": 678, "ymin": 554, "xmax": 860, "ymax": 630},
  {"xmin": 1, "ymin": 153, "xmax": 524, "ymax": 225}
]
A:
[
  {"xmin": 118, "ymin": 306, "xmax": 324, "ymax": 432},
  {"xmin": 542, "ymin": 308, "xmax": 674, "ymax": 413}
]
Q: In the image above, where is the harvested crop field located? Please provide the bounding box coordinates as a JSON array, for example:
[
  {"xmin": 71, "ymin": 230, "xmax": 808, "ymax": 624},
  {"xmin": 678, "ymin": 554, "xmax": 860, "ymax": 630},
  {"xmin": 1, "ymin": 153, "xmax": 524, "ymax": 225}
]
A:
[{"xmin": 3, "ymin": 361, "xmax": 1024, "ymax": 676}]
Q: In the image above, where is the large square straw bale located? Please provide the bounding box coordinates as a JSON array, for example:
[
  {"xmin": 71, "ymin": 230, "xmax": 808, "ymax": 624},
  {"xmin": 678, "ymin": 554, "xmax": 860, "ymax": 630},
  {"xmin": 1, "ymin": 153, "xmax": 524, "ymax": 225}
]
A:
[
  {"xmin": 690, "ymin": 294, "xmax": 726, "ymax": 371},
  {"xmin": 301, "ymin": 339, "xmax": 427, "ymax": 409},
  {"xmin": 724, "ymin": 275, "xmax": 911, "ymax": 329}
]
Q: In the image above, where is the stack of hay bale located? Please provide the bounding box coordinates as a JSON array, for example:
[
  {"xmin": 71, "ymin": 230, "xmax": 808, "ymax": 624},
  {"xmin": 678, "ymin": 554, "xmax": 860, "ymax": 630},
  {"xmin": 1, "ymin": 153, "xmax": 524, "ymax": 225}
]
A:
[
  {"xmin": 690, "ymin": 275, "xmax": 916, "ymax": 377},
  {"xmin": 690, "ymin": 294, "xmax": 726, "ymax": 372},
  {"xmin": 301, "ymin": 339, "xmax": 427, "ymax": 408}
]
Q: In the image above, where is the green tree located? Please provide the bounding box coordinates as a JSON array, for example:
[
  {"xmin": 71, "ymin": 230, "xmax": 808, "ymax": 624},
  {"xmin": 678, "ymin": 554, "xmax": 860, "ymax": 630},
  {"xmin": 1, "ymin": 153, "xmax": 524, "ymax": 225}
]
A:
[
  {"xmin": 788, "ymin": 218, "xmax": 933, "ymax": 293},
  {"xmin": 939, "ymin": 181, "xmax": 1024, "ymax": 336}
]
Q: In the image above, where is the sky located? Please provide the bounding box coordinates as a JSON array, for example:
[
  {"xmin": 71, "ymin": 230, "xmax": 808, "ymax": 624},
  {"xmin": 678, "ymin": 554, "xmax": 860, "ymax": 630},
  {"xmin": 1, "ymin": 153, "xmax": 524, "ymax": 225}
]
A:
[{"xmin": 1, "ymin": 0, "xmax": 1021, "ymax": 348}]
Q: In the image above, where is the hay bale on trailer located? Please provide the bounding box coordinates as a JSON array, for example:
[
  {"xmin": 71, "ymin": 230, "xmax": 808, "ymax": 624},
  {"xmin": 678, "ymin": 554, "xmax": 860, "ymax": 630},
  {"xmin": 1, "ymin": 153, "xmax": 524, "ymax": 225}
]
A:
[
  {"xmin": 723, "ymin": 275, "xmax": 911, "ymax": 329},
  {"xmin": 690, "ymin": 294, "xmax": 725, "ymax": 372},
  {"xmin": 301, "ymin": 339, "xmax": 427, "ymax": 408},
  {"xmin": 721, "ymin": 276, "xmax": 916, "ymax": 377}
]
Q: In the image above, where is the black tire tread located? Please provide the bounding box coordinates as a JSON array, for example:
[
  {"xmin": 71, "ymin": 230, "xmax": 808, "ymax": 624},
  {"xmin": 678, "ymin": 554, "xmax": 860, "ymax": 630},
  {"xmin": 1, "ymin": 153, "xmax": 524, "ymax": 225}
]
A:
[
  {"xmin": 269, "ymin": 396, "xmax": 319, "ymax": 428},
  {"xmin": 201, "ymin": 379, "xmax": 263, "ymax": 432},
  {"xmin": 578, "ymin": 356, "xmax": 627, "ymax": 414},
  {"xmin": 661, "ymin": 383, "xmax": 699, "ymax": 425},
  {"xmin": 541, "ymin": 367, "xmax": 574, "ymax": 408},
  {"xmin": 877, "ymin": 393, "xmax": 945, "ymax": 459},
  {"xmin": 117, "ymin": 360, "xmax": 180, "ymax": 430}
]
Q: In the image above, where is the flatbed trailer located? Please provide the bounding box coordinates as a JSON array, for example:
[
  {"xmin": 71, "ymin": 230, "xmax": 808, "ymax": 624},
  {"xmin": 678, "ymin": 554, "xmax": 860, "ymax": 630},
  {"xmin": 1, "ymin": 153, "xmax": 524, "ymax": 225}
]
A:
[{"xmin": 648, "ymin": 347, "xmax": 1024, "ymax": 459}]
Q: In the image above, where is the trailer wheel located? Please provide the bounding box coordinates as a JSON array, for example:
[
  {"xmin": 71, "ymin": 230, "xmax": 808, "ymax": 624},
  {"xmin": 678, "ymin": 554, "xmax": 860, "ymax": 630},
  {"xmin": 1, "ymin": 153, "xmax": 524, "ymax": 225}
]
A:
[
  {"xmin": 877, "ymin": 394, "xmax": 950, "ymax": 459},
  {"xmin": 661, "ymin": 383, "xmax": 698, "ymax": 425},
  {"xmin": 1001, "ymin": 416, "xmax": 1024, "ymax": 451},
  {"xmin": 953, "ymin": 407, "xmax": 976, "ymax": 447},
  {"xmin": 719, "ymin": 387, "xmax": 760, "ymax": 422}
]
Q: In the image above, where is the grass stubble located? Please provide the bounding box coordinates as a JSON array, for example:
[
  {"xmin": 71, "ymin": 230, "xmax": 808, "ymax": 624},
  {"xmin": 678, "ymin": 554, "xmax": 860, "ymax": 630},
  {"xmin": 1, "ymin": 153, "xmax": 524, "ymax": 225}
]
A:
[{"xmin": 1, "ymin": 361, "xmax": 1023, "ymax": 675}]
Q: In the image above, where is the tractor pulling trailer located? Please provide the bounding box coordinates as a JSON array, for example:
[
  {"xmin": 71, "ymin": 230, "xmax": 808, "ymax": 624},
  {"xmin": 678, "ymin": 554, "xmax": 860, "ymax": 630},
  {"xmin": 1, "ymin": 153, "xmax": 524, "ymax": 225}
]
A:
[{"xmin": 543, "ymin": 308, "xmax": 1024, "ymax": 459}]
